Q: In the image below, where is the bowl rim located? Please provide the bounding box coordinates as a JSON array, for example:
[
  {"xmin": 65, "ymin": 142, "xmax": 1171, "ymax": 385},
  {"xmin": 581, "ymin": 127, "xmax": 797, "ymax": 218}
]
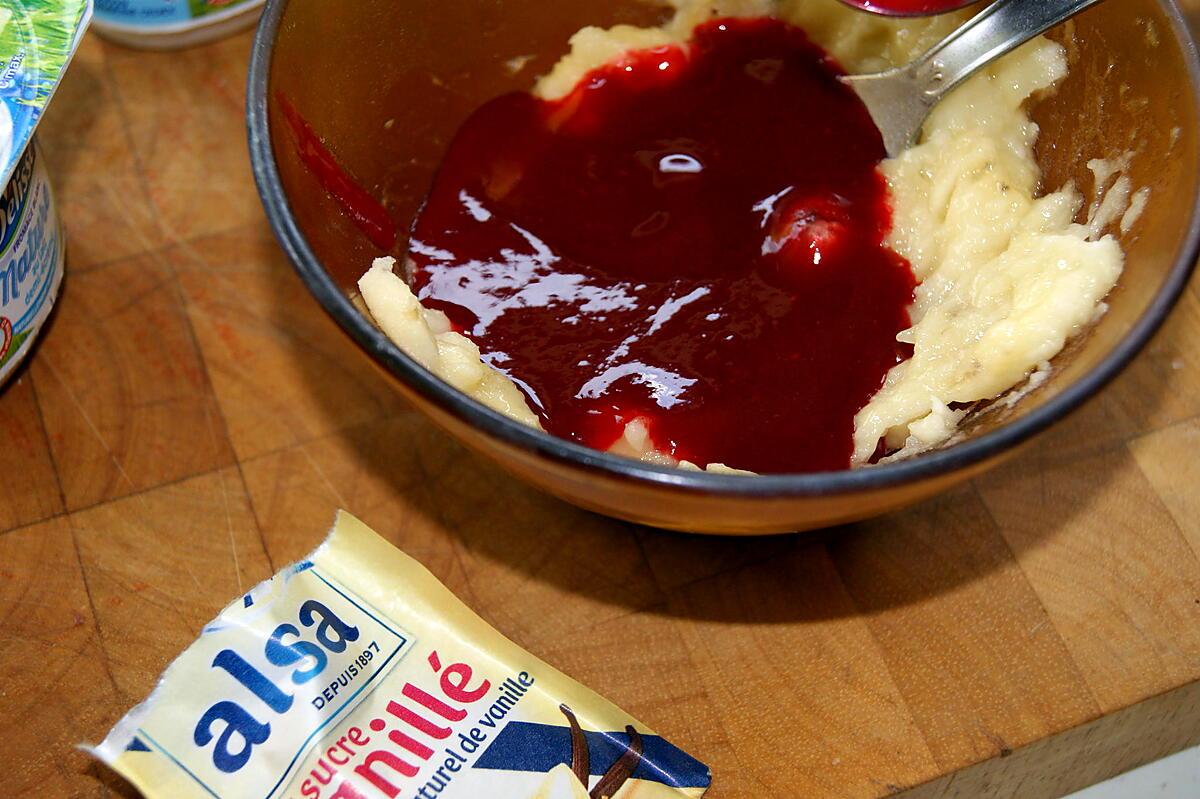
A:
[{"xmin": 247, "ymin": 0, "xmax": 1200, "ymax": 499}]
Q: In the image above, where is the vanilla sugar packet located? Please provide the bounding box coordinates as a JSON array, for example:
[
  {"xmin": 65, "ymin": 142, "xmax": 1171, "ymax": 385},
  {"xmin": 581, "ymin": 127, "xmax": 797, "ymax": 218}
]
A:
[{"xmin": 89, "ymin": 511, "xmax": 710, "ymax": 799}]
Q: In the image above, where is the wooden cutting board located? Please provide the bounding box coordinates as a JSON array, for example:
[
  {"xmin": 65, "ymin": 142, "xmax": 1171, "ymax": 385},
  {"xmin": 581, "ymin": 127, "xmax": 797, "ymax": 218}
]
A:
[{"xmin": 4, "ymin": 13, "xmax": 1200, "ymax": 798}]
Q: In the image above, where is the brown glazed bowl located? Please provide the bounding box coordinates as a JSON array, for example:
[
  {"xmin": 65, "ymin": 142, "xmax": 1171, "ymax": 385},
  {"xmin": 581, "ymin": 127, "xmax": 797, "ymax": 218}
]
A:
[{"xmin": 248, "ymin": 0, "xmax": 1200, "ymax": 534}]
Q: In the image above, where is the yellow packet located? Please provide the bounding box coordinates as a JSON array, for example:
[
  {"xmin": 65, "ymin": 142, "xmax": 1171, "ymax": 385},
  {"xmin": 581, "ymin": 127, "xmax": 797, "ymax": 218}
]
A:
[{"xmin": 90, "ymin": 512, "xmax": 711, "ymax": 799}]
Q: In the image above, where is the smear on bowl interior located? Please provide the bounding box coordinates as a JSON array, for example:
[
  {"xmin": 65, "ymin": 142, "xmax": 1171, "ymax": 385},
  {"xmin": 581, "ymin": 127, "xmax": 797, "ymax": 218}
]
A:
[{"xmin": 356, "ymin": 0, "xmax": 1132, "ymax": 475}]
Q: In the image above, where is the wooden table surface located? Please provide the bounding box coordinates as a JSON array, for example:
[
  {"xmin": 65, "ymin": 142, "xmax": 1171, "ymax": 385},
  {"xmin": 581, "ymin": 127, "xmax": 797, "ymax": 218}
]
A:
[{"xmin": 5, "ymin": 15, "xmax": 1200, "ymax": 799}]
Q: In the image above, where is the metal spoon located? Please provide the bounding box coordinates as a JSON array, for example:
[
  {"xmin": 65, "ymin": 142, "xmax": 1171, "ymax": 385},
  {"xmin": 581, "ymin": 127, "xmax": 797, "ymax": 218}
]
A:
[{"xmin": 841, "ymin": 0, "xmax": 1106, "ymax": 156}]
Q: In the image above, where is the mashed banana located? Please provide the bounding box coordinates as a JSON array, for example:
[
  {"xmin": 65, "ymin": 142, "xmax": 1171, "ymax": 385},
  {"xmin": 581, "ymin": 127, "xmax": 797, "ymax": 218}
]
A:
[
  {"xmin": 359, "ymin": 0, "xmax": 1129, "ymax": 472},
  {"xmin": 855, "ymin": 36, "xmax": 1124, "ymax": 464},
  {"xmin": 359, "ymin": 260, "xmax": 542, "ymax": 427}
]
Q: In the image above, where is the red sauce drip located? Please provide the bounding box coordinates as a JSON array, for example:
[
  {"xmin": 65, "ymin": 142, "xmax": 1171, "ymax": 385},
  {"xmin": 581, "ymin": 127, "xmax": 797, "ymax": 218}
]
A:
[
  {"xmin": 277, "ymin": 92, "xmax": 398, "ymax": 251},
  {"xmin": 839, "ymin": 0, "xmax": 976, "ymax": 14},
  {"xmin": 408, "ymin": 18, "xmax": 915, "ymax": 473}
]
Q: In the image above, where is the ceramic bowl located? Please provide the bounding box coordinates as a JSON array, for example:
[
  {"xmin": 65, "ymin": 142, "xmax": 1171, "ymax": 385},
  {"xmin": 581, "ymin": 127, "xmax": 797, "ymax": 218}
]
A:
[{"xmin": 248, "ymin": 0, "xmax": 1200, "ymax": 533}]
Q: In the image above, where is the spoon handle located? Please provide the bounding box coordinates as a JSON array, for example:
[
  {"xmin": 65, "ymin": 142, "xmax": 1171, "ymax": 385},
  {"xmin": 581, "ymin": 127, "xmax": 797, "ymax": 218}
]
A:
[
  {"xmin": 843, "ymin": 0, "xmax": 1108, "ymax": 155},
  {"xmin": 917, "ymin": 0, "xmax": 1105, "ymax": 102}
]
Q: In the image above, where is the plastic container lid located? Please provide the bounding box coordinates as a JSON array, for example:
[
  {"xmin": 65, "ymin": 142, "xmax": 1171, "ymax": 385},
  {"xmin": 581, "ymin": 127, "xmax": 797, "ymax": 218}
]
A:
[{"xmin": 0, "ymin": 0, "xmax": 91, "ymax": 186}]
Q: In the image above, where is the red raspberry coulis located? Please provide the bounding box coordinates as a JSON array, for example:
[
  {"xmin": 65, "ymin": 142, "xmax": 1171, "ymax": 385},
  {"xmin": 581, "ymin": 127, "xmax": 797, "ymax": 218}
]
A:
[{"xmin": 408, "ymin": 18, "xmax": 916, "ymax": 473}]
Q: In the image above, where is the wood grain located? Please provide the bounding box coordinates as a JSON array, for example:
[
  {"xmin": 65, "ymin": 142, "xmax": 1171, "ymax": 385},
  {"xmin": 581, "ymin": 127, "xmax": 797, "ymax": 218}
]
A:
[
  {"xmin": 69, "ymin": 467, "xmax": 273, "ymax": 699},
  {"xmin": 172, "ymin": 225, "xmax": 403, "ymax": 460},
  {"xmin": 829, "ymin": 488, "xmax": 1099, "ymax": 772},
  {"xmin": 41, "ymin": 36, "xmax": 167, "ymax": 271},
  {"xmin": 0, "ymin": 375, "xmax": 63, "ymax": 529},
  {"xmin": 2, "ymin": 19, "xmax": 1200, "ymax": 799},
  {"xmin": 32, "ymin": 251, "xmax": 235, "ymax": 511},
  {"xmin": 0, "ymin": 518, "xmax": 119, "ymax": 797},
  {"xmin": 668, "ymin": 547, "xmax": 939, "ymax": 797},
  {"xmin": 976, "ymin": 440, "xmax": 1200, "ymax": 712}
]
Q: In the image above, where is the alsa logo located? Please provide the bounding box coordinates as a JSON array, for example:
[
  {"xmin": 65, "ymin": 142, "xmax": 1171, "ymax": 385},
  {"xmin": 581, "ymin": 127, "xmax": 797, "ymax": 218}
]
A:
[{"xmin": 194, "ymin": 599, "xmax": 360, "ymax": 774}]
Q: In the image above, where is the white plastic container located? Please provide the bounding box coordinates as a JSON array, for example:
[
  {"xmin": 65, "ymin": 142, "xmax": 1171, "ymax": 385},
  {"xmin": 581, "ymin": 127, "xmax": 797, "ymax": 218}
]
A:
[
  {"xmin": 0, "ymin": 141, "xmax": 64, "ymax": 385},
  {"xmin": 0, "ymin": 0, "xmax": 90, "ymax": 388},
  {"xmin": 93, "ymin": 0, "xmax": 263, "ymax": 49}
]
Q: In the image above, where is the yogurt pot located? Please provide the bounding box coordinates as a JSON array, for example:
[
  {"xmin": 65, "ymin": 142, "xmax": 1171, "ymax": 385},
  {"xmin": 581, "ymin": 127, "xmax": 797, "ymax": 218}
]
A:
[
  {"xmin": 0, "ymin": 141, "xmax": 64, "ymax": 386},
  {"xmin": 0, "ymin": 0, "xmax": 90, "ymax": 388},
  {"xmin": 93, "ymin": 0, "xmax": 263, "ymax": 49}
]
